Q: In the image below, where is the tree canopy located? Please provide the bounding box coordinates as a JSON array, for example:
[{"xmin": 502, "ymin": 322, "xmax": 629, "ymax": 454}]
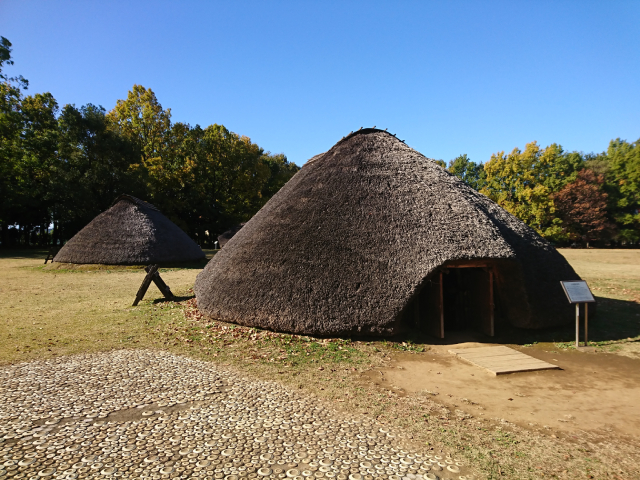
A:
[
  {"xmin": 447, "ymin": 141, "xmax": 639, "ymax": 246},
  {"xmin": 0, "ymin": 39, "xmax": 299, "ymax": 248},
  {"xmin": 1, "ymin": 37, "xmax": 638, "ymax": 248}
]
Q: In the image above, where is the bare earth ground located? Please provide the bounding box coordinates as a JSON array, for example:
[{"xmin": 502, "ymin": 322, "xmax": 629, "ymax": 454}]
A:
[{"xmin": 1, "ymin": 248, "xmax": 640, "ymax": 479}]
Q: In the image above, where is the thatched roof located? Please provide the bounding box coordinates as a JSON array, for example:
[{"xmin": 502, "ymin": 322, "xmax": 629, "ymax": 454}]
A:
[
  {"xmin": 218, "ymin": 223, "xmax": 246, "ymax": 248},
  {"xmin": 54, "ymin": 195, "xmax": 204, "ymax": 265},
  {"xmin": 194, "ymin": 129, "xmax": 581, "ymax": 335}
]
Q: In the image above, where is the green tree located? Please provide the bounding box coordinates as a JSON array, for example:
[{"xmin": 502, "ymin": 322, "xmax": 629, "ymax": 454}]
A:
[
  {"xmin": 0, "ymin": 36, "xmax": 27, "ymax": 246},
  {"xmin": 54, "ymin": 103, "xmax": 141, "ymax": 243},
  {"xmin": 261, "ymin": 153, "xmax": 299, "ymax": 199},
  {"xmin": 606, "ymin": 138, "xmax": 640, "ymax": 242},
  {"xmin": 0, "ymin": 36, "xmax": 28, "ymax": 90},
  {"xmin": 15, "ymin": 92, "xmax": 59, "ymax": 245},
  {"xmin": 447, "ymin": 154, "xmax": 485, "ymax": 190}
]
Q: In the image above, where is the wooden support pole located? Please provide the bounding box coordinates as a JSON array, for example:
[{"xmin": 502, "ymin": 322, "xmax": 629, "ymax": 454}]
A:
[
  {"xmin": 575, "ymin": 303, "xmax": 580, "ymax": 348},
  {"xmin": 145, "ymin": 265, "xmax": 173, "ymax": 299},
  {"xmin": 489, "ymin": 270, "xmax": 495, "ymax": 337},
  {"xmin": 44, "ymin": 247, "xmax": 57, "ymax": 264},
  {"xmin": 439, "ymin": 271, "xmax": 444, "ymax": 339},
  {"xmin": 133, "ymin": 265, "xmax": 158, "ymax": 306}
]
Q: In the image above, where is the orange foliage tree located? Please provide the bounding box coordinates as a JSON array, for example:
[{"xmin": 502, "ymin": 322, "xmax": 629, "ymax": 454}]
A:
[{"xmin": 552, "ymin": 169, "xmax": 614, "ymax": 246}]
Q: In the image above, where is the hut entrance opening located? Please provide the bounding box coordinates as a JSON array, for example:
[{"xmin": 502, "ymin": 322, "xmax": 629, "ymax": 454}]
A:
[{"xmin": 413, "ymin": 263, "xmax": 495, "ymax": 339}]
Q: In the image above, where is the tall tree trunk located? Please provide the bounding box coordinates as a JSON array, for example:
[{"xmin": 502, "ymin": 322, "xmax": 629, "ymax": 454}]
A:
[
  {"xmin": 54, "ymin": 221, "xmax": 60, "ymax": 246},
  {"xmin": 0, "ymin": 220, "xmax": 6, "ymax": 248}
]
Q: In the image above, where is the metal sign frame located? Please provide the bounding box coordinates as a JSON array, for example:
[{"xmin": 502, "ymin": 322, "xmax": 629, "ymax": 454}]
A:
[
  {"xmin": 560, "ymin": 281, "xmax": 595, "ymax": 304},
  {"xmin": 560, "ymin": 281, "xmax": 595, "ymax": 348}
]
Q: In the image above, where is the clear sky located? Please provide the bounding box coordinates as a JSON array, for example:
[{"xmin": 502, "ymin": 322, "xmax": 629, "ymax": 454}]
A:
[{"xmin": 1, "ymin": 1, "xmax": 639, "ymax": 166}]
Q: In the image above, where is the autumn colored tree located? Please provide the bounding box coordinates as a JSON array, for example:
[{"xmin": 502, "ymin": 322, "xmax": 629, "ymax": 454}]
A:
[
  {"xmin": 481, "ymin": 141, "xmax": 584, "ymax": 240},
  {"xmin": 553, "ymin": 169, "xmax": 614, "ymax": 246},
  {"xmin": 106, "ymin": 85, "xmax": 172, "ymax": 204},
  {"xmin": 107, "ymin": 84, "xmax": 170, "ymax": 163},
  {"xmin": 102, "ymin": 85, "xmax": 299, "ymax": 246}
]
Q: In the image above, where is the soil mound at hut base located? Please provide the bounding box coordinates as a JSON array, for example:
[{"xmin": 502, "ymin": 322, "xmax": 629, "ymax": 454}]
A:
[
  {"xmin": 195, "ymin": 129, "xmax": 581, "ymax": 336},
  {"xmin": 54, "ymin": 195, "xmax": 205, "ymax": 265}
]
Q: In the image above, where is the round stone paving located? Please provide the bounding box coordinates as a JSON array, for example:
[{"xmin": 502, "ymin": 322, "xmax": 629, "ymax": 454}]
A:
[{"xmin": 0, "ymin": 350, "xmax": 473, "ymax": 479}]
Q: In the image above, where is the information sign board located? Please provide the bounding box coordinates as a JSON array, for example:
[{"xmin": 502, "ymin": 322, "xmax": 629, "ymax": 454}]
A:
[{"xmin": 561, "ymin": 281, "xmax": 595, "ymax": 304}]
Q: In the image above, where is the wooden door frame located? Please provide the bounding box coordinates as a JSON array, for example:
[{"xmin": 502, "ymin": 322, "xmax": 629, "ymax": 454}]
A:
[{"xmin": 439, "ymin": 262, "xmax": 495, "ymax": 337}]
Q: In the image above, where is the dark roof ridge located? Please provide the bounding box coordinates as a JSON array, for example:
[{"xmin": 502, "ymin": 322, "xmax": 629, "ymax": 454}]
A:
[
  {"xmin": 304, "ymin": 128, "xmax": 410, "ymax": 167},
  {"xmin": 338, "ymin": 127, "xmax": 397, "ymax": 145},
  {"xmin": 112, "ymin": 194, "xmax": 159, "ymax": 212}
]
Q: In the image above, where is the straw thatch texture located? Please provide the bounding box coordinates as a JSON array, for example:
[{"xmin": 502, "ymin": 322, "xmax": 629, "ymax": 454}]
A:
[
  {"xmin": 194, "ymin": 129, "xmax": 581, "ymax": 335},
  {"xmin": 218, "ymin": 223, "xmax": 246, "ymax": 248},
  {"xmin": 54, "ymin": 195, "xmax": 204, "ymax": 265}
]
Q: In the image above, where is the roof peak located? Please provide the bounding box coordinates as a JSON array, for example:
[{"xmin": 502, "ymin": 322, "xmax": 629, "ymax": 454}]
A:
[
  {"xmin": 338, "ymin": 127, "xmax": 402, "ymax": 144},
  {"xmin": 112, "ymin": 194, "xmax": 159, "ymax": 212},
  {"xmin": 305, "ymin": 128, "xmax": 404, "ymax": 166}
]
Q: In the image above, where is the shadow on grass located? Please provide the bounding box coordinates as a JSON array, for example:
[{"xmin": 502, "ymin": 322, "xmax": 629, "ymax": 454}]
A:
[
  {"xmin": 152, "ymin": 295, "xmax": 195, "ymax": 304},
  {"xmin": 0, "ymin": 248, "xmax": 217, "ymax": 270},
  {"xmin": 33, "ymin": 258, "xmax": 211, "ymax": 272},
  {"xmin": 0, "ymin": 248, "xmax": 49, "ymax": 260}
]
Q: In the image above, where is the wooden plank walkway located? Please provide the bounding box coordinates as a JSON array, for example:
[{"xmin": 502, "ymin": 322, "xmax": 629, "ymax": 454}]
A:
[{"xmin": 448, "ymin": 346, "xmax": 560, "ymax": 375}]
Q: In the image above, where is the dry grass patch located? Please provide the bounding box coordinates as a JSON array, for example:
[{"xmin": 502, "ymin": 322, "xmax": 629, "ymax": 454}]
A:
[{"xmin": 1, "ymin": 249, "xmax": 640, "ymax": 479}]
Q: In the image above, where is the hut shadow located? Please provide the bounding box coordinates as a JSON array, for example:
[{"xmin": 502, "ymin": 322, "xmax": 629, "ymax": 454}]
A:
[
  {"xmin": 503, "ymin": 296, "xmax": 640, "ymax": 347},
  {"xmin": 0, "ymin": 248, "xmax": 50, "ymax": 260},
  {"xmin": 388, "ymin": 296, "xmax": 640, "ymax": 348},
  {"xmin": 152, "ymin": 295, "xmax": 195, "ymax": 304}
]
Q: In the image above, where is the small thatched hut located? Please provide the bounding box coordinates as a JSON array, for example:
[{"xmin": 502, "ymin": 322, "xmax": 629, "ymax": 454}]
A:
[
  {"xmin": 218, "ymin": 223, "xmax": 246, "ymax": 248},
  {"xmin": 54, "ymin": 195, "xmax": 204, "ymax": 265},
  {"xmin": 194, "ymin": 129, "xmax": 582, "ymax": 337}
]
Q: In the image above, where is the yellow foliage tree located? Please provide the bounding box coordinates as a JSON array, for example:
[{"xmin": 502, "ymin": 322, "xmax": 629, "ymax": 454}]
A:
[{"xmin": 480, "ymin": 141, "xmax": 583, "ymax": 241}]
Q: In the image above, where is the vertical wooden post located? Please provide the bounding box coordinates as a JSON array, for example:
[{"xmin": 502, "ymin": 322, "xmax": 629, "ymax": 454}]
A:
[
  {"xmin": 575, "ymin": 303, "xmax": 580, "ymax": 348},
  {"xmin": 585, "ymin": 303, "xmax": 588, "ymax": 346},
  {"xmin": 439, "ymin": 271, "xmax": 444, "ymax": 339},
  {"xmin": 489, "ymin": 270, "xmax": 495, "ymax": 337}
]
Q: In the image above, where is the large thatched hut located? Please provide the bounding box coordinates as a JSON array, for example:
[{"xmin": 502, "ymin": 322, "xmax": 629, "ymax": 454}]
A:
[
  {"xmin": 54, "ymin": 195, "xmax": 204, "ymax": 265},
  {"xmin": 194, "ymin": 129, "xmax": 582, "ymax": 337}
]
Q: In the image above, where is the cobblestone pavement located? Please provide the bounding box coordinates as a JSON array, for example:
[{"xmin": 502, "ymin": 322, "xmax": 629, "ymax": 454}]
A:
[{"xmin": 0, "ymin": 350, "xmax": 473, "ymax": 480}]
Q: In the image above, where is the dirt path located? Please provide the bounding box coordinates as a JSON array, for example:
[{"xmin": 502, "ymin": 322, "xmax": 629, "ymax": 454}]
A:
[{"xmin": 366, "ymin": 344, "xmax": 640, "ymax": 440}]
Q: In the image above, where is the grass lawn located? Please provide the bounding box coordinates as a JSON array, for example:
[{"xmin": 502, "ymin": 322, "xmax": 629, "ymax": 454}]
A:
[{"xmin": 1, "ymin": 248, "xmax": 639, "ymax": 479}]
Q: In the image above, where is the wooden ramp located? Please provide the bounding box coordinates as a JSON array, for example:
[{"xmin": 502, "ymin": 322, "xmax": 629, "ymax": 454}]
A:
[{"xmin": 448, "ymin": 346, "xmax": 560, "ymax": 375}]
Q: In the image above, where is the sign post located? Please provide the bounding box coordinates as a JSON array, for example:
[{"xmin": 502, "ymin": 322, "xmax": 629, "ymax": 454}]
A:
[{"xmin": 560, "ymin": 281, "xmax": 595, "ymax": 348}]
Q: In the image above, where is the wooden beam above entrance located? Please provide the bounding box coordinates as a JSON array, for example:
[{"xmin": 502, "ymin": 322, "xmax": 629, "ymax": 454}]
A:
[{"xmin": 443, "ymin": 259, "xmax": 492, "ymax": 268}]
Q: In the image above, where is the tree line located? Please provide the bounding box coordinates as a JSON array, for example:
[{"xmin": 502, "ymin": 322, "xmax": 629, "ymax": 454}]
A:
[
  {"xmin": 440, "ymin": 139, "xmax": 639, "ymax": 247},
  {"xmin": 2, "ymin": 36, "xmax": 638, "ymax": 248},
  {"xmin": 0, "ymin": 37, "xmax": 299, "ymax": 248}
]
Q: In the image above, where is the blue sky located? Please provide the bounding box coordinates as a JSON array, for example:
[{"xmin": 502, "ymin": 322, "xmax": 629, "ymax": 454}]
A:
[{"xmin": 1, "ymin": 1, "xmax": 639, "ymax": 166}]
